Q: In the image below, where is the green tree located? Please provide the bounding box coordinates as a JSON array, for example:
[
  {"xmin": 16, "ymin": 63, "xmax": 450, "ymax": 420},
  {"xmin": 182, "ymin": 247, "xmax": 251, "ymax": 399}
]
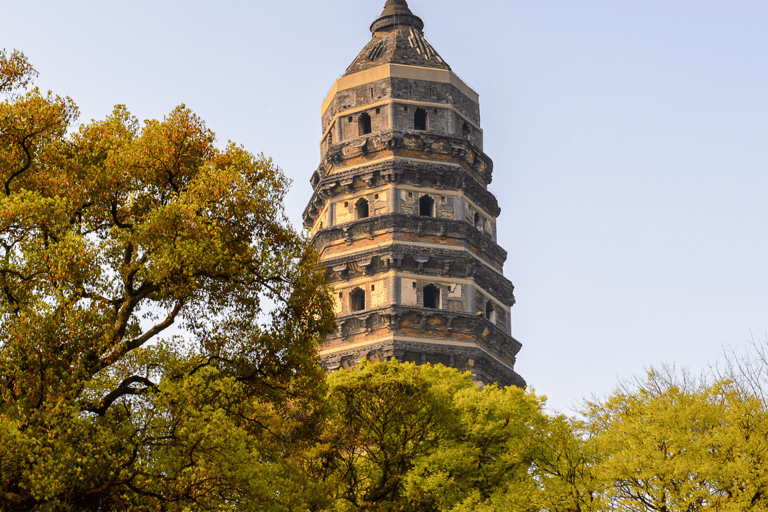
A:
[
  {"xmin": 405, "ymin": 379, "xmax": 546, "ymax": 512},
  {"xmin": 317, "ymin": 360, "xmax": 470, "ymax": 511},
  {"xmin": 527, "ymin": 415, "xmax": 605, "ymax": 512},
  {"xmin": 312, "ymin": 360, "xmax": 548, "ymax": 512},
  {"xmin": 0, "ymin": 50, "xmax": 335, "ymax": 511}
]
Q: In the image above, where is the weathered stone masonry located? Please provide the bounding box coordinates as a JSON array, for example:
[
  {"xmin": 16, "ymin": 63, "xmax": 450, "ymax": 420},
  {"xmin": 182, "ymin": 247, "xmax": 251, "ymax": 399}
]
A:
[{"xmin": 303, "ymin": 0, "xmax": 525, "ymax": 387}]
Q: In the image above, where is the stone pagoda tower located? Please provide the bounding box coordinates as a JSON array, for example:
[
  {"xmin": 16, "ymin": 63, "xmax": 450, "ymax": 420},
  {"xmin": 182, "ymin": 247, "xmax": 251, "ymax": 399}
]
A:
[{"xmin": 303, "ymin": 0, "xmax": 525, "ymax": 387}]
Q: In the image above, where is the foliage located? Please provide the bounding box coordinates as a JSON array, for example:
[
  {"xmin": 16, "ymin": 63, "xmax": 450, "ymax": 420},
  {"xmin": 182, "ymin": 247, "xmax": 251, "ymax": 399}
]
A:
[
  {"xmin": 586, "ymin": 366, "xmax": 768, "ymax": 512},
  {"xmin": 0, "ymin": 51, "xmax": 335, "ymax": 511},
  {"xmin": 0, "ymin": 50, "xmax": 37, "ymax": 95},
  {"xmin": 311, "ymin": 360, "xmax": 550, "ymax": 512},
  {"xmin": 527, "ymin": 415, "xmax": 605, "ymax": 512},
  {"xmin": 310, "ymin": 356, "xmax": 768, "ymax": 512}
]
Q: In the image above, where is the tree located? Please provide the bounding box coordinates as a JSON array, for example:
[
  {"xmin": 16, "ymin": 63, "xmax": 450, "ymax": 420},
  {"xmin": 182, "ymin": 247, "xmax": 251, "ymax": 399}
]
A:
[
  {"xmin": 315, "ymin": 360, "xmax": 470, "ymax": 511},
  {"xmin": 527, "ymin": 415, "xmax": 606, "ymax": 512},
  {"xmin": 711, "ymin": 340, "xmax": 768, "ymax": 510},
  {"xmin": 310, "ymin": 360, "xmax": 548, "ymax": 512},
  {"xmin": 405, "ymin": 379, "xmax": 546, "ymax": 512},
  {"xmin": 713, "ymin": 336, "xmax": 768, "ymax": 407},
  {"xmin": 0, "ymin": 50, "xmax": 335, "ymax": 511},
  {"xmin": 585, "ymin": 366, "xmax": 768, "ymax": 512}
]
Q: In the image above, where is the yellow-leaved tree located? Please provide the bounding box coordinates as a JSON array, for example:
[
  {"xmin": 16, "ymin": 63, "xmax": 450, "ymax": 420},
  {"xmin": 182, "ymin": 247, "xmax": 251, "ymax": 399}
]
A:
[
  {"xmin": 586, "ymin": 366, "xmax": 768, "ymax": 512},
  {"xmin": 0, "ymin": 50, "xmax": 335, "ymax": 511}
]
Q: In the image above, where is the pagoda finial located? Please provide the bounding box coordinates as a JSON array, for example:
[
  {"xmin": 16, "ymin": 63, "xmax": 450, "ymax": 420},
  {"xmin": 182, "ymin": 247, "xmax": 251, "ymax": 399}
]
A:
[
  {"xmin": 381, "ymin": 0, "xmax": 413, "ymax": 16},
  {"xmin": 370, "ymin": 0, "xmax": 424, "ymax": 33}
]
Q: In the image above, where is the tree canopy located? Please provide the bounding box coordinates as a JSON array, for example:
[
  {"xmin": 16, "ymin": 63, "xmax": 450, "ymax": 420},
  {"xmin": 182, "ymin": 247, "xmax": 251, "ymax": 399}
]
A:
[{"xmin": 0, "ymin": 49, "xmax": 335, "ymax": 511}]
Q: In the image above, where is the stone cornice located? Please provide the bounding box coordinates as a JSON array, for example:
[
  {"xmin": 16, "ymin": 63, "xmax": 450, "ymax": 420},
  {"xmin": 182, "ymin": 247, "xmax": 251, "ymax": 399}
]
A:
[
  {"xmin": 312, "ymin": 213, "xmax": 508, "ymax": 270},
  {"xmin": 303, "ymin": 144, "xmax": 501, "ymax": 227},
  {"xmin": 319, "ymin": 130, "xmax": 492, "ymax": 184},
  {"xmin": 324, "ymin": 305, "xmax": 523, "ymax": 364},
  {"xmin": 318, "ymin": 244, "xmax": 516, "ymax": 306}
]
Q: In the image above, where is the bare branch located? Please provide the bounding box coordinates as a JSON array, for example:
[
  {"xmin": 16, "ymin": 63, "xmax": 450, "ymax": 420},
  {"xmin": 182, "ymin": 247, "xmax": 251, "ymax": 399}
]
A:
[
  {"xmin": 110, "ymin": 201, "xmax": 133, "ymax": 229},
  {"xmin": 98, "ymin": 299, "xmax": 184, "ymax": 372},
  {"xmin": 84, "ymin": 375, "xmax": 158, "ymax": 416},
  {"xmin": 4, "ymin": 138, "xmax": 32, "ymax": 196}
]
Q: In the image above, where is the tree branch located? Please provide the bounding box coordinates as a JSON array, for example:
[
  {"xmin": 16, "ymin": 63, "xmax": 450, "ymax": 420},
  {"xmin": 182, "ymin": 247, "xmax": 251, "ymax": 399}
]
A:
[
  {"xmin": 99, "ymin": 299, "xmax": 184, "ymax": 372},
  {"xmin": 84, "ymin": 375, "xmax": 158, "ymax": 416},
  {"xmin": 110, "ymin": 201, "xmax": 133, "ymax": 229},
  {"xmin": 4, "ymin": 137, "xmax": 32, "ymax": 196}
]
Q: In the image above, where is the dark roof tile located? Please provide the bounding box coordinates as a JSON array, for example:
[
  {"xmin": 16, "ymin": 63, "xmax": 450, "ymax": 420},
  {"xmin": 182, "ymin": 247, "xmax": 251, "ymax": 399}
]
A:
[{"xmin": 344, "ymin": 24, "xmax": 450, "ymax": 76}]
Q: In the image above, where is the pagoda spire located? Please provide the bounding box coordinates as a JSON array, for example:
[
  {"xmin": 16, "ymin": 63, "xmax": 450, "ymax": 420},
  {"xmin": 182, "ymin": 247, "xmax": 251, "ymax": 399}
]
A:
[{"xmin": 370, "ymin": 0, "xmax": 424, "ymax": 33}]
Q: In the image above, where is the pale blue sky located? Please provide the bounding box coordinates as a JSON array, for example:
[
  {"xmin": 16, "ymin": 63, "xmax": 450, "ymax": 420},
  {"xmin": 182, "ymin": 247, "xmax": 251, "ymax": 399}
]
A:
[{"xmin": 5, "ymin": 0, "xmax": 768, "ymax": 411}]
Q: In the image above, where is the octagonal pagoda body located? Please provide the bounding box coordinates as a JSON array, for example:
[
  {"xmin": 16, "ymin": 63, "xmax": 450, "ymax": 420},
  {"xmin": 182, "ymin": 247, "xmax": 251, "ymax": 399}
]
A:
[{"xmin": 303, "ymin": 0, "xmax": 525, "ymax": 387}]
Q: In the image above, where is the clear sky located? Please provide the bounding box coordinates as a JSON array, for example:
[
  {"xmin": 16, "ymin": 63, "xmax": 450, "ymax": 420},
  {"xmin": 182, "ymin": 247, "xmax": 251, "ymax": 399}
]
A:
[{"xmin": 5, "ymin": 0, "xmax": 768, "ymax": 412}]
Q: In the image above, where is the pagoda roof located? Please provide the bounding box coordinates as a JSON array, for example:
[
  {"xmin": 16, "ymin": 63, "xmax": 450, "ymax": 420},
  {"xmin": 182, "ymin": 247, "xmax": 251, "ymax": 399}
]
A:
[{"xmin": 344, "ymin": 0, "xmax": 451, "ymax": 77}]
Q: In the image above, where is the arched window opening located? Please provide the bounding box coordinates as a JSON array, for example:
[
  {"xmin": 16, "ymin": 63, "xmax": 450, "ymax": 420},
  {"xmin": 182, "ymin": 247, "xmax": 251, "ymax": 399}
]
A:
[
  {"xmin": 359, "ymin": 113, "xmax": 372, "ymax": 135},
  {"xmin": 474, "ymin": 212, "xmax": 485, "ymax": 231},
  {"xmin": 354, "ymin": 197, "xmax": 369, "ymax": 219},
  {"xmin": 462, "ymin": 122, "xmax": 471, "ymax": 138},
  {"xmin": 423, "ymin": 284, "xmax": 440, "ymax": 309},
  {"xmin": 414, "ymin": 108, "xmax": 428, "ymax": 130},
  {"xmin": 350, "ymin": 288, "xmax": 365, "ymax": 312},
  {"xmin": 419, "ymin": 195, "xmax": 435, "ymax": 217},
  {"xmin": 485, "ymin": 301, "xmax": 497, "ymax": 324}
]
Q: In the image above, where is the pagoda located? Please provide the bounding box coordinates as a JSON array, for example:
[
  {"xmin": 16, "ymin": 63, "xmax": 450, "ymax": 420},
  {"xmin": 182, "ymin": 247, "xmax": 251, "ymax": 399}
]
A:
[{"xmin": 303, "ymin": 0, "xmax": 525, "ymax": 387}]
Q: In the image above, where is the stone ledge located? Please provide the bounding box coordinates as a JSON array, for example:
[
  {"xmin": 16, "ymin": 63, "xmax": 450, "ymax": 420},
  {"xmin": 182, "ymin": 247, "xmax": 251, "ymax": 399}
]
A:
[
  {"xmin": 321, "ymin": 329, "xmax": 526, "ymax": 389},
  {"xmin": 312, "ymin": 213, "xmax": 508, "ymax": 270},
  {"xmin": 322, "ymin": 130, "xmax": 492, "ymax": 183},
  {"xmin": 325, "ymin": 305, "xmax": 522, "ymax": 359},
  {"xmin": 319, "ymin": 245, "xmax": 516, "ymax": 305},
  {"xmin": 304, "ymin": 131, "xmax": 499, "ymax": 228}
]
